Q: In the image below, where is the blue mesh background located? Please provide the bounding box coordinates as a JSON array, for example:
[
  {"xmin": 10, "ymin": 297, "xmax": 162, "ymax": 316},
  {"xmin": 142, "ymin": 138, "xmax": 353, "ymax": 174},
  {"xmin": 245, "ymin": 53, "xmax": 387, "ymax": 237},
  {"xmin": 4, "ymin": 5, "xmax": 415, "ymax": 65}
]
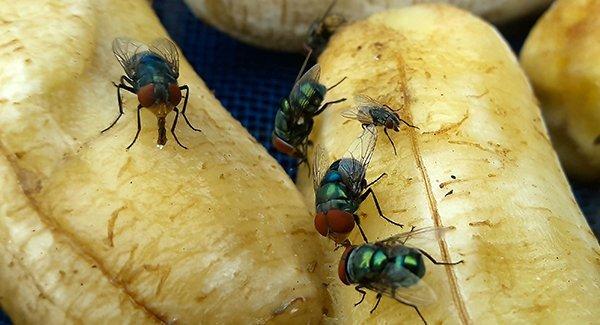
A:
[{"xmin": 0, "ymin": 1, "xmax": 597, "ymax": 323}]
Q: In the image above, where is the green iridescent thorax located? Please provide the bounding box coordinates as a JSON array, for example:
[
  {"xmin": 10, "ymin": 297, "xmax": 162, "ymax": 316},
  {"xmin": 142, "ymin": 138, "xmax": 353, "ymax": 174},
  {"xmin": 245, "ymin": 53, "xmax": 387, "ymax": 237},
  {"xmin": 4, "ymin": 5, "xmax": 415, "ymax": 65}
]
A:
[
  {"xmin": 346, "ymin": 245, "xmax": 426, "ymax": 288},
  {"xmin": 273, "ymin": 98, "xmax": 313, "ymax": 145},
  {"xmin": 290, "ymin": 82, "xmax": 326, "ymax": 115},
  {"xmin": 315, "ymin": 170, "xmax": 359, "ymax": 213}
]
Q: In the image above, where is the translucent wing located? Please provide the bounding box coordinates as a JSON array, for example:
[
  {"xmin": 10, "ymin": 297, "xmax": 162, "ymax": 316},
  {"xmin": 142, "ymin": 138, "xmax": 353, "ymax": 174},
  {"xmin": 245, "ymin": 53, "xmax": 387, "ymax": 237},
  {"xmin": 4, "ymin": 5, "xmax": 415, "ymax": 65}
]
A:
[
  {"xmin": 338, "ymin": 124, "xmax": 378, "ymax": 194},
  {"xmin": 291, "ymin": 64, "xmax": 321, "ymax": 97},
  {"xmin": 377, "ymin": 226, "xmax": 455, "ymax": 248},
  {"xmin": 354, "ymin": 94, "xmax": 383, "ymax": 109},
  {"xmin": 365, "ymin": 272, "xmax": 437, "ymax": 307},
  {"xmin": 341, "ymin": 95, "xmax": 378, "ymax": 124},
  {"xmin": 112, "ymin": 38, "xmax": 148, "ymax": 78},
  {"xmin": 312, "ymin": 145, "xmax": 330, "ymax": 191},
  {"xmin": 149, "ymin": 38, "xmax": 180, "ymax": 78}
]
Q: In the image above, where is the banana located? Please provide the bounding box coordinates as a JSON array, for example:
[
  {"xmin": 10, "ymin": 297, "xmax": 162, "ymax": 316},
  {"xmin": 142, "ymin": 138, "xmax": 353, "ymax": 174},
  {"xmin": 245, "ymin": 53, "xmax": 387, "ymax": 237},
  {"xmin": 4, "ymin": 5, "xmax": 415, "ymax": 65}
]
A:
[
  {"xmin": 296, "ymin": 5, "xmax": 600, "ymax": 324},
  {"xmin": 521, "ymin": 0, "xmax": 600, "ymax": 181}
]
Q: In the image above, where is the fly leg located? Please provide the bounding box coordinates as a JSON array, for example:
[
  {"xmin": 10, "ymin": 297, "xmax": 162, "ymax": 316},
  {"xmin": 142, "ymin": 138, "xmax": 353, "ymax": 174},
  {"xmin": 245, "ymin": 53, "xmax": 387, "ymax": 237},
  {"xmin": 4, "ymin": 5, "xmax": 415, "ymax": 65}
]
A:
[
  {"xmin": 179, "ymin": 85, "xmax": 202, "ymax": 132},
  {"xmin": 402, "ymin": 226, "xmax": 417, "ymax": 245},
  {"xmin": 364, "ymin": 173, "xmax": 387, "ymax": 188},
  {"xmin": 397, "ymin": 298, "xmax": 427, "ymax": 325},
  {"xmin": 354, "ymin": 286, "xmax": 367, "ymax": 306},
  {"xmin": 353, "ymin": 214, "xmax": 369, "ymax": 243},
  {"xmin": 126, "ymin": 104, "xmax": 144, "ymax": 150},
  {"xmin": 384, "ymin": 128, "xmax": 398, "ymax": 156},
  {"xmin": 314, "ymin": 98, "xmax": 346, "ymax": 116},
  {"xmin": 369, "ymin": 293, "xmax": 382, "ymax": 313},
  {"xmin": 390, "ymin": 286, "xmax": 428, "ymax": 324},
  {"xmin": 102, "ymin": 77, "xmax": 135, "ymax": 133},
  {"xmin": 120, "ymin": 75, "xmax": 134, "ymax": 87},
  {"xmin": 418, "ymin": 249, "xmax": 464, "ymax": 265},
  {"xmin": 327, "ymin": 76, "xmax": 347, "ymax": 91},
  {"xmin": 171, "ymin": 107, "xmax": 188, "ymax": 149},
  {"xmin": 359, "ymin": 188, "xmax": 404, "ymax": 228}
]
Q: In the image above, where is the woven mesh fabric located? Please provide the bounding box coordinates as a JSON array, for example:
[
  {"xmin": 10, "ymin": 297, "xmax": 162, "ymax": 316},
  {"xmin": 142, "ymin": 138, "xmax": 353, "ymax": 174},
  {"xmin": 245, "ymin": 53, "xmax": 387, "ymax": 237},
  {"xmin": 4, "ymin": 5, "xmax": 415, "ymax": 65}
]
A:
[{"xmin": 0, "ymin": 1, "xmax": 597, "ymax": 323}]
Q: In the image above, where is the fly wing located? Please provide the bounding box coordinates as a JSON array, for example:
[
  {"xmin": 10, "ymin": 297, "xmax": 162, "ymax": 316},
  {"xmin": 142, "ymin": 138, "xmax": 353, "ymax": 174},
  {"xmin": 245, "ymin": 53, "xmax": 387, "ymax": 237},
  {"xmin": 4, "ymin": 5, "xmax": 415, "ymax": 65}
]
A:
[
  {"xmin": 341, "ymin": 101, "xmax": 373, "ymax": 125},
  {"xmin": 377, "ymin": 227, "xmax": 455, "ymax": 248},
  {"xmin": 342, "ymin": 94, "xmax": 386, "ymax": 125},
  {"xmin": 112, "ymin": 38, "xmax": 148, "ymax": 79},
  {"xmin": 338, "ymin": 124, "xmax": 378, "ymax": 194},
  {"xmin": 354, "ymin": 94, "xmax": 383, "ymax": 109},
  {"xmin": 365, "ymin": 272, "xmax": 437, "ymax": 307},
  {"xmin": 291, "ymin": 64, "xmax": 321, "ymax": 97},
  {"xmin": 312, "ymin": 145, "xmax": 330, "ymax": 192},
  {"xmin": 149, "ymin": 38, "xmax": 180, "ymax": 78}
]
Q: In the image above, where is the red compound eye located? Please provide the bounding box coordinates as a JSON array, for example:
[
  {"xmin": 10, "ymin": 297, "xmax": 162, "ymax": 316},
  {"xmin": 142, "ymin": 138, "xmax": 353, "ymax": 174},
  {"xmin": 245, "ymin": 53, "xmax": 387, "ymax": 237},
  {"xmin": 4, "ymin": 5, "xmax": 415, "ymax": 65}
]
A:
[
  {"xmin": 137, "ymin": 84, "xmax": 155, "ymax": 107},
  {"xmin": 168, "ymin": 83, "xmax": 182, "ymax": 106},
  {"xmin": 338, "ymin": 245, "xmax": 354, "ymax": 285},
  {"xmin": 314, "ymin": 212, "xmax": 329, "ymax": 237},
  {"xmin": 314, "ymin": 210, "xmax": 355, "ymax": 243},
  {"xmin": 327, "ymin": 210, "xmax": 355, "ymax": 234}
]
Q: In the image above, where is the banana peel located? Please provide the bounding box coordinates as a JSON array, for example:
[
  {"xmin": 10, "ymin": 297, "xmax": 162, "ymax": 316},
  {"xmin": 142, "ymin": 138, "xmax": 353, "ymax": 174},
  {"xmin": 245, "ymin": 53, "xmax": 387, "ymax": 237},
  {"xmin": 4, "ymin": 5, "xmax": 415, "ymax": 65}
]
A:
[{"xmin": 0, "ymin": 0, "xmax": 325, "ymax": 323}]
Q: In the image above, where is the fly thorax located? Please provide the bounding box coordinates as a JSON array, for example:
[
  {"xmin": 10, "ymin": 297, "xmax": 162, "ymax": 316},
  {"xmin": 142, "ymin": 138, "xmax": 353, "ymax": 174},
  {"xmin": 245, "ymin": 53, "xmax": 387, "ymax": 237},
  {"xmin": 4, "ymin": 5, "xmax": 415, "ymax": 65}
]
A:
[
  {"xmin": 290, "ymin": 82, "xmax": 325, "ymax": 114},
  {"xmin": 347, "ymin": 245, "xmax": 383, "ymax": 283},
  {"xmin": 384, "ymin": 249, "xmax": 426, "ymax": 288},
  {"xmin": 336, "ymin": 158, "xmax": 365, "ymax": 188},
  {"xmin": 370, "ymin": 108, "xmax": 389, "ymax": 126},
  {"xmin": 399, "ymin": 250, "xmax": 426, "ymax": 279}
]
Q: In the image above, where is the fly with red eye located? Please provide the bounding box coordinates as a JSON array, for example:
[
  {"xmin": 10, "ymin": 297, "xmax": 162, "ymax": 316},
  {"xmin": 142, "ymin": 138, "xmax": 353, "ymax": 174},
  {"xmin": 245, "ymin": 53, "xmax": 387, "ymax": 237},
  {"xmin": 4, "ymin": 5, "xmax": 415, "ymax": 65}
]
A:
[
  {"xmin": 312, "ymin": 125, "xmax": 403, "ymax": 245},
  {"xmin": 101, "ymin": 38, "xmax": 201, "ymax": 150},
  {"xmin": 341, "ymin": 94, "xmax": 418, "ymax": 156}
]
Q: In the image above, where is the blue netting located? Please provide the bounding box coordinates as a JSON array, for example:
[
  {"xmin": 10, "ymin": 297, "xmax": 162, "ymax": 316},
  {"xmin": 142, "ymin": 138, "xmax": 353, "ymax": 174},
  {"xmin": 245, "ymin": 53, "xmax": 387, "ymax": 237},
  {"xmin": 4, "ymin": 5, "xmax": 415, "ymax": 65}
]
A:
[{"xmin": 0, "ymin": 1, "xmax": 597, "ymax": 323}]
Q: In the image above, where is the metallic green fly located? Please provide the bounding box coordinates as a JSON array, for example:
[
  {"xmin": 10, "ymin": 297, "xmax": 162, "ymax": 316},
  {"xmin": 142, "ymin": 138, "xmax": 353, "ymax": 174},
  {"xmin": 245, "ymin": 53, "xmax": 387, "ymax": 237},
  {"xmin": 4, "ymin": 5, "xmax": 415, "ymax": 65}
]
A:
[
  {"xmin": 272, "ymin": 52, "xmax": 346, "ymax": 162},
  {"xmin": 313, "ymin": 125, "xmax": 403, "ymax": 244},
  {"xmin": 338, "ymin": 226, "xmax": 464, "ymax": 325},
  {"xmin": 103, "ymin": 38, "xmax": 201, "ymax": 150}
]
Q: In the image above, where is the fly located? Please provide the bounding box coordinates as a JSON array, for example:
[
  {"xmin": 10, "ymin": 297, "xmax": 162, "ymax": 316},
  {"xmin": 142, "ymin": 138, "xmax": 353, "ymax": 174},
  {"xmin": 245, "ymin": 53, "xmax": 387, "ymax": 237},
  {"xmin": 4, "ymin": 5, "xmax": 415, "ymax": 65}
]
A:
[
  {"xmin": 102, "ymin": 38, "xmax": 201, "ymax": 149},
  {"xmin": 313, "ymin": 125, "xmax": 403, "ymax": 244},
  {"xmin": 272, "ymin": 51, "xmax": 347, "ymax": 163},
  {"xmin": 338, "ymin": 226, "xmax": 464, "ymax": 324},
  {"xmin": 306, "ymin": 0, "xmax": 346, "ymax": 57},
  {"xmin": 342, "ymin": 95, "xmax": 417, "ymax": 155}
]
